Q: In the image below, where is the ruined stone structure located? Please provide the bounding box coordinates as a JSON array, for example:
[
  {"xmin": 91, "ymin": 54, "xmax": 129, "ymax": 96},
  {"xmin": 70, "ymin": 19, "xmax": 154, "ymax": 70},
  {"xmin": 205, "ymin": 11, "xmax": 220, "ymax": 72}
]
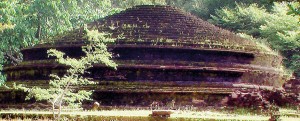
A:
[{"xmin": 1, "ymin": 5, "xmax": 284, "ymax": 108}]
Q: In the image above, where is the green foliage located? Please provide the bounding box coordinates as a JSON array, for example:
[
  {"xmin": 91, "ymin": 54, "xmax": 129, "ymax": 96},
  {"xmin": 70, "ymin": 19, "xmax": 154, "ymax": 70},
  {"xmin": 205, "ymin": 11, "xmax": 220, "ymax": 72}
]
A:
[
  {"xmin": 182, "ymin": 0, "xmax": 239, "ymax": 20},
  {"xmin": 210, "ymin": 1, "xmax": 300, "ymax": 76},
  {"xmin": 0, "ymin": 51, "xmax": 6, "ymax": 86},
  {"xmin": 0, "ymin": 0, "xmax": 117, "ymax": 86},
  {"xmin": 210, "ymin": 3, "xmax": 270, "ymax": 37},
  {"xmin": 112, "ymin": 0, "xmax": 166, "ymax": 9},
  {"xmin": 273, "ymin": 0, "xmax": 300, "ymax": 16},
  {"xmin": 16, "ymin": 28, "xmax": 117, "ymax": 119},
  {"xmin": 0, "ymin": 70, "xmax": 5, "ymax": 86},
  {"xmin": 165, "ymin": 0, "xmax": 271, "ymax": 20},
  {"xmin": 237, "ymin": 33, "xmax": 276, "ymax": 53},
  {"xmin": 83, "ymin": 28, "xmax": 117, "ymax": 69},
  {"xmin": 260, "ymin": 2, "xmax": 300, "ymax": 76},
  {"xmin": 24, "ymin": 48, "xmax": 96, "ymax": 107},
  {"xmin": 0, "ymin": 0, "xmax": 30, "ymax": 66},
  {"xmin": 27, "ymin": 0, "xmax": 115, "ymax": 40},
  {"xmin": 111, "ymin": 0, "xmax": 271, "ymax": 20},
  {"xmin": 275, "ymin": 31, "xmax": 300, "ymax": 76},
  {"xmin": 287, "ymin": 1, "xmax": 300, "ymax": 16},
  {"xmin": 0, "ymin": 23, "xmax": 15, "ymax": 32}
]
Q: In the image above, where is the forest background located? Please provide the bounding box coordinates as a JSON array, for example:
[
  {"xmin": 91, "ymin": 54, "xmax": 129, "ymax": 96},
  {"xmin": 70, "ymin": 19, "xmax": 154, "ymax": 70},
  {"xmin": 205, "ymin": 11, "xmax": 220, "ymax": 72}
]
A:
[{"xmin": 0, "ymin": 0, "xmax": 299, "ymax": 86}]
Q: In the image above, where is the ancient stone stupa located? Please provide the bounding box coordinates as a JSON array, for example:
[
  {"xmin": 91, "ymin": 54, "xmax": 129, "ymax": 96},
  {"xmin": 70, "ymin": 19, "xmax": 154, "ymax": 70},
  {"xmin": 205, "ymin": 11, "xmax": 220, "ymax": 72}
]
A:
[{"xmin": 1, "ymin": 5, "xmax": 284, "ymax": 107}]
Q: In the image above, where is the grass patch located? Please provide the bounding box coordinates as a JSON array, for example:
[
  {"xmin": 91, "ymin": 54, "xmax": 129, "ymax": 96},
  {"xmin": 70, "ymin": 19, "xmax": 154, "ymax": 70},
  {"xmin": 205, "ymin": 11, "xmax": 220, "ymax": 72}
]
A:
[{"xmin": 0, "ymin": 108, "xmax": 299, "ymax": 120}]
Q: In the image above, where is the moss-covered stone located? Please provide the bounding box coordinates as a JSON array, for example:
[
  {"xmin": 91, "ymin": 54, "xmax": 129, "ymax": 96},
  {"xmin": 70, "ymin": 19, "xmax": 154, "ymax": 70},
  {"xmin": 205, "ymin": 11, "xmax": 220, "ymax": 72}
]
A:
[{"xmin": 2, "ymin": 5, "xmax": 285, "ymax": 108}]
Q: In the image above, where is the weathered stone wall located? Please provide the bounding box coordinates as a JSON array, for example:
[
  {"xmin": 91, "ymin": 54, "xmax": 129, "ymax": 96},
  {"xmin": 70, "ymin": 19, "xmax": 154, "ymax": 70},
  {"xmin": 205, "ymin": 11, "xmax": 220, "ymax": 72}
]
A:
[{"xmin": 1, "ymin": 5, "xmax": 284, "ymax": 107}]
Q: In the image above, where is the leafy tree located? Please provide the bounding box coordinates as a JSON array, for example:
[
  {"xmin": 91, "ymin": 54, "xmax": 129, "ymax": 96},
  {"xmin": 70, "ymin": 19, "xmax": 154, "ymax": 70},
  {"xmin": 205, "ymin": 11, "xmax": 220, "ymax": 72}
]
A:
[
  {"xmin": 112, "ymin": 0, "xmax": 166, "ymax": 9},
  {"xmin": 165, "ymin": 0, "xmax": 272, "ymax": 20},
  {"xmin": 287, "ymin": 2, "xmax": 300, "ymax": 16},
  {"xmin": 272, "ymin": 0, "xmax": 300, "ymax": 16},
  {"xmin": 210, "ymin": 3, "xmax": 271, "ymax": 37},
  {"xmin": 260, "ymin": 2, "xmax": 300, "ymax": 76},
  {"xmin": 210, "ymin": 2, "xmax": 300, "ymax": 77},
  {"xmin": 16, "ymin": 27, "xmax": 117, "ymax": 120},
  {"xmin": 0, "ymin": 0, "xmax": 116, "ymax": 86},
  {"xmin": 111, "ymin": 0, "xmax": 271, "ymax": 21},
  {"xmin": 0, "ymin": 0, "xmax": 25, "ymax": 86}
]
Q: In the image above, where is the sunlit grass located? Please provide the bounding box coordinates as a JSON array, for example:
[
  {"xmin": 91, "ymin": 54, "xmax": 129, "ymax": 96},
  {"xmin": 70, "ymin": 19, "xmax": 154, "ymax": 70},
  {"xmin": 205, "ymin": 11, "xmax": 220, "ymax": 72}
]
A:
[{"xmin": 0, "ymin": 108, "xmax": 299, "ymax": 120}]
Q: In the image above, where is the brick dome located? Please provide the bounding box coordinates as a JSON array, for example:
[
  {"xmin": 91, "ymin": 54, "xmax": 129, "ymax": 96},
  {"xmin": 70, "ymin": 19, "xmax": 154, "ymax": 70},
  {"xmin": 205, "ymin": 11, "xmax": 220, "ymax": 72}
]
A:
[{"xmin": 2, "ymin": 5, "xmax": 284, "ymax": 107}]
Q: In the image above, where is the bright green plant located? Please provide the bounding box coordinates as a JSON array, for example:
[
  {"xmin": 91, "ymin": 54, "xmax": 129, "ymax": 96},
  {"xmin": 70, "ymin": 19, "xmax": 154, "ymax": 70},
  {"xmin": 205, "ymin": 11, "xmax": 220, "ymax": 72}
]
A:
[
  {"xmin": 287, "ymin": 2, "xmax": 300, "ymax": 17},
  {"xmin": 260, "ymin": 2, "xmax": 300, "ymax": 76},
  {"xmin": 237, "ymin": 33, "xmax": 276, "ymax": 53},
  {"xmin": 210, "ymin": 1, "xmax": 300, "ymax": 77},
  {"xmin": 273, "ymin": 0, "xmax": 300, "ymax": 17},
  {"xmin": 210, "ymin": 3, "xmax": 271, "ymax": 37},
  {"xmin": 0, "ymin": 72, "xmax": 5, "ymax": 86},
  {"xmin": 0, "ymin": 0, "xmax": 117, "ymax": 87},
  {"xmin": 275, "ymin": 31, "xmax": 300, "ymax": 76},
  {"xmin": 16, "ymin": 27, "xmax": 117, "ymax": 120},
  {"xmin": 112, "ymin": 0, "xmax": 166, "ymax": 9},
  {"xmin": 165, "ymin": 0, "xmax": 271, "ymax": 20}
]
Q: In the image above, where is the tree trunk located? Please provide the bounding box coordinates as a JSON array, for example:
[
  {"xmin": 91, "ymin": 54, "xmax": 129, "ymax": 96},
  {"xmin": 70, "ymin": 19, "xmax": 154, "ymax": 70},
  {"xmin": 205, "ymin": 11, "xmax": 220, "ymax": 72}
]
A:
[
  {"xmin": 52, "ymin": 102, "xmax": 56, "ymax": 120},
  {"xmin": 58, "ymin": 102, "xmax": 62, "ymax": 121},
  {"xmin": 57, "ymin": 77, "xmax": 72, "ymax": 120},
  {"xmin": 35, "ymin": 13, "xmax": 41, "ymax": 40}
]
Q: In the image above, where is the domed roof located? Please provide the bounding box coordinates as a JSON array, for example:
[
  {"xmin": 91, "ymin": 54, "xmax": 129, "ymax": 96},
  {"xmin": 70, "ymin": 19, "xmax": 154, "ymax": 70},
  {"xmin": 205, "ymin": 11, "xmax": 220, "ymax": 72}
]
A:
[
  {"xmin": 45, "ymin": 5, "xmax": 260, "ymax": 52},
  {"xmin": 2, "ymin": 5, "xmax": 284, "ymax": 108}
]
